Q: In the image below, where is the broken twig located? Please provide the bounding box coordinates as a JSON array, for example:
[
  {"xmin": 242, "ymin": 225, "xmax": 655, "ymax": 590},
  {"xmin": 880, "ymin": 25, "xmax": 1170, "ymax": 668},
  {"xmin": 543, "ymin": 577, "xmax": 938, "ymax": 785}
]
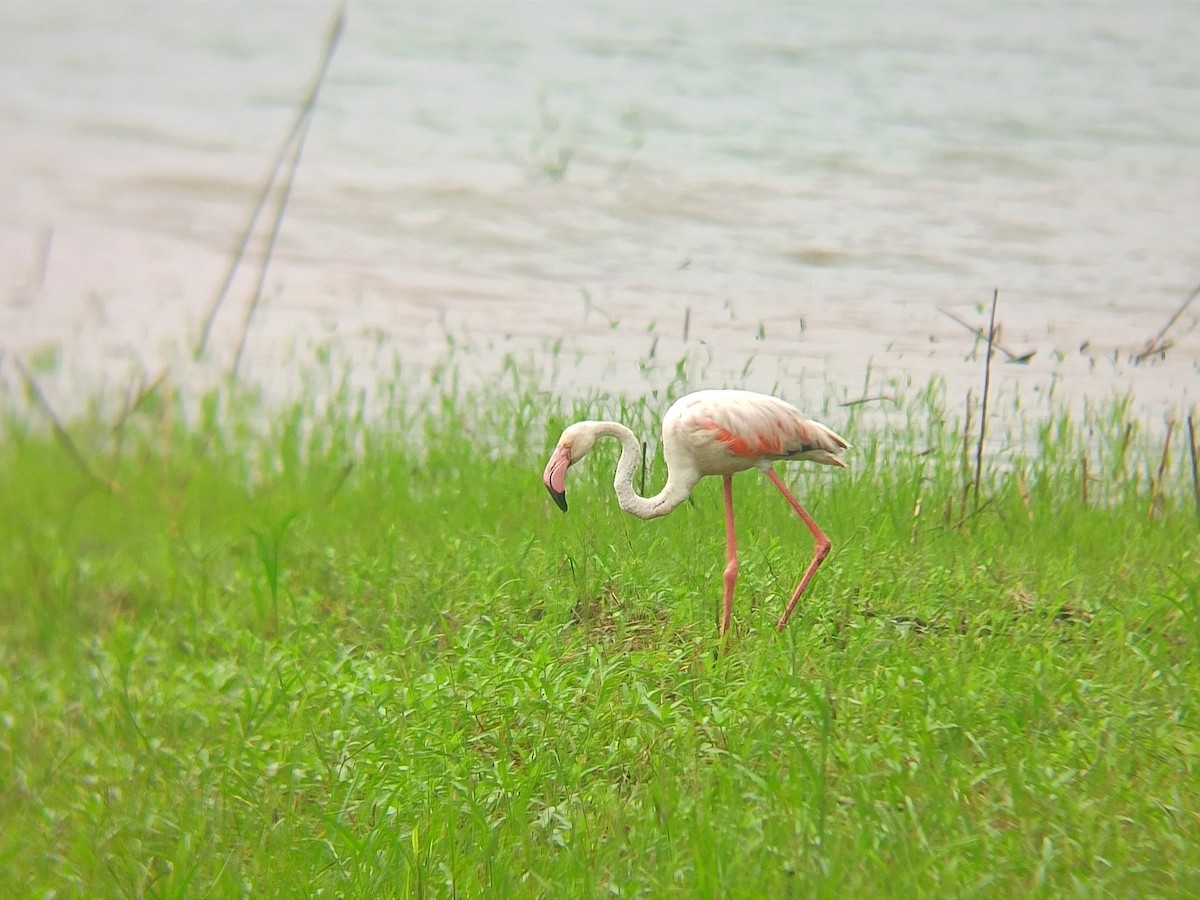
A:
[
  {"xmin": 1134, "ymin": 281, "xmax": 1200, "ymax": 363},
  {"xmin": 940, "ymin": 307, "xmax": 1034, "ymax": 364}
]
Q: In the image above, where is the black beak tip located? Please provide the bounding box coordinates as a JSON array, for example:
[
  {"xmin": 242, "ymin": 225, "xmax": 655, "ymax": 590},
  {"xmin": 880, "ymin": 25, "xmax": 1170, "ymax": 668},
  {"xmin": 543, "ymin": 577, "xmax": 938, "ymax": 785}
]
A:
[{"xmin": 548, "ymin": 487, "xmax": 568, "ymax": 512}]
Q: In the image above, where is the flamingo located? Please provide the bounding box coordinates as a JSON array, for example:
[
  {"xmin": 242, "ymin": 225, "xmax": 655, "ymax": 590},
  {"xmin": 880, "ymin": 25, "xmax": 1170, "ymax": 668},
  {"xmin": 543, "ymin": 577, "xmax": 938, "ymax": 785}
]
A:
[{"xmin": 542, "ymin": 389, "xmax": 848, "ymax": 636}]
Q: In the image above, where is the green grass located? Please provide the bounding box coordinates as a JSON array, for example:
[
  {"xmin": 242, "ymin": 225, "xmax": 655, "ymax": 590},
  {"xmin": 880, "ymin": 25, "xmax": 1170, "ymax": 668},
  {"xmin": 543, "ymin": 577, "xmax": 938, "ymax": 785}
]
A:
[{"xmin": 1, "ymin": 370, "xmax": 1198, "ymax": 897}]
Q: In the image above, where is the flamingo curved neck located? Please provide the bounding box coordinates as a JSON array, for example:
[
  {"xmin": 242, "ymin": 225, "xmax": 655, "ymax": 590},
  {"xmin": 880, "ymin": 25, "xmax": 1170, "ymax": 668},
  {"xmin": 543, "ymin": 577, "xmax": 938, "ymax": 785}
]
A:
[{"xmin": 590, "ymin": 421, "xmax": 697, "ymax": 520}]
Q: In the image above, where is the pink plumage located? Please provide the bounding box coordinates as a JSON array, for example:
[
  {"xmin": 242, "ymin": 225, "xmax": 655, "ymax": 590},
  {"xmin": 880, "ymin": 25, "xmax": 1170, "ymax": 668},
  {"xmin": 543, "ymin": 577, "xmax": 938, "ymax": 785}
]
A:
[
  {"xmin": 543, "ymin": 389, "xmax": 847, "ymax": 637},
  {"xmin": 664, "ymin": 390, "xmax": 848, "ymax": 474}
]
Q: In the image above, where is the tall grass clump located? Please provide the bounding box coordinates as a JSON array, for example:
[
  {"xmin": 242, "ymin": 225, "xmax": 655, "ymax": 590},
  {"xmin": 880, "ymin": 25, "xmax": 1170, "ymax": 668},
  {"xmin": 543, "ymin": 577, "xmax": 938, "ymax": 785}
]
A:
[{"xmin": 0, "ymin": 364, "xmax": 1197, "ymax": 897}]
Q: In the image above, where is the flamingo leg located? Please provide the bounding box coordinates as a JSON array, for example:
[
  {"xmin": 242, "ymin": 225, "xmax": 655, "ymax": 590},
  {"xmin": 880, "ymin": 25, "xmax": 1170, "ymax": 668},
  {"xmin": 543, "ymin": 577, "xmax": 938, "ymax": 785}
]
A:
[
  {"xmin": 720, "ymin": 475, "xmax": 738, "ymax": 636},
  {"xmin": 765, "ymin": 469, "xmax": 832, "ymax": 631}
]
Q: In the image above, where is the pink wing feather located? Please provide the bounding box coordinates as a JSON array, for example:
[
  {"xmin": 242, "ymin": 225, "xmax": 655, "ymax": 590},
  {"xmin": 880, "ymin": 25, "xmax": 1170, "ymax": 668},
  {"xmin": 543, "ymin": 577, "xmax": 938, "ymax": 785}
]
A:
[{"xmin": 668, "ymin": 390, "xmax": 848, "ymax": 471}]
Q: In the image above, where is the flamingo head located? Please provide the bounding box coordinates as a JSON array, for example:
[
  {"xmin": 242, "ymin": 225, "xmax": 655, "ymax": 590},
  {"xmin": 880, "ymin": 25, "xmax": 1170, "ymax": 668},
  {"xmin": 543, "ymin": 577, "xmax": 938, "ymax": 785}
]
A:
[{"xmin": 543, "ymin": 423, "xmax": 598, "ymax": 512}]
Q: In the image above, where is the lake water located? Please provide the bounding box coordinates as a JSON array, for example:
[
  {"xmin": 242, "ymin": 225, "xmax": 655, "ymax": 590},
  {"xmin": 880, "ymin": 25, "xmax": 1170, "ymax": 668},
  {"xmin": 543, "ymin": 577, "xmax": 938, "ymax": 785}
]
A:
[{"xmin": 1, "ymin": 1, "xmax": 1198, "ymax": 431}]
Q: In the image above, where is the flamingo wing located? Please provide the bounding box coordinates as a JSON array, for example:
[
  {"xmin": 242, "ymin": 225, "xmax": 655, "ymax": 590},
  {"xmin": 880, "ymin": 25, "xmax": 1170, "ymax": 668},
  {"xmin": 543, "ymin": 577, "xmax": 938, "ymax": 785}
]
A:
[{"xmin": 668, "ymin": 390, "xmax": 848, "ymax": 472}]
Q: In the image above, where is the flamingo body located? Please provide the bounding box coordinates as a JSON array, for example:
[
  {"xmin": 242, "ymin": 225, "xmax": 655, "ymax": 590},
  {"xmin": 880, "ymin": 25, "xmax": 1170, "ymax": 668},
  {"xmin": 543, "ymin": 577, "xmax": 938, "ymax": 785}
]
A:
[
  {"xmin": 662, "ymin": 390, "xmax": 848, "ymax": 476},
  {"xmin": 543, "ymin": 389, "xmax": 847, "ymax": 636}
]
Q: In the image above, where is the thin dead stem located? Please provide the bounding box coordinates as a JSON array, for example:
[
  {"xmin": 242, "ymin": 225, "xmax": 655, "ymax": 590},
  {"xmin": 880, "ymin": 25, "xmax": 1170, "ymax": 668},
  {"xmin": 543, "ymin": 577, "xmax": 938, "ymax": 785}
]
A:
[
  {"xmin": 959, "ymin": 388, "xmax": 973, "ymax": 525},
  {"xmin": 14, "ymin": 357, "xmax": 121, "ymax": 494},
  {"xmin": 939, "ymin": 306, "xmax": 1033, "ymax": 363},
  {"xmin": 1187, "ymin": 414, "xmax": 1199, "ymax": 521},
  {"xmin": 194, "ymin": 2, "xmax": 348, "ymax": 364},
  {"xmin": 1148, "ymin": 419, "xmax": 1174, "ymax": 520},
  {"xmin": 1134, "ymin": 280, "xmax": 1200, "ymax": 363},
  {"xmin": 1117, "ymin": 422, "xmax": 1133, "ymax": 492},
  {"xmin": 973, "ymin": 289, "xmax": 999, "ymax": 513},
  {"xmin": 229, "ymin": 116, "xmax": 312, "ymax": 379},
  {"xmin": 109, "ymin": 367, "xmax": 170, "ymax": 470},
  {"xmin": 1016, "ymin": 469, "xmax": 1032, "ymax": 520}
]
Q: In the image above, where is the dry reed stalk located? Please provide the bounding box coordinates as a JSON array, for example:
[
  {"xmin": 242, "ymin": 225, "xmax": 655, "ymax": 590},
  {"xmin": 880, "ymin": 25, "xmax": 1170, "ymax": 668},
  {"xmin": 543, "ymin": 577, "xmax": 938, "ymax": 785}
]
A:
[
  {"xmin": 962, "ymin": 390, "xmax": 973, "ymax": 472},
  {"xmin": 939, "ymin": 306, "xmax": 1033, "ymax": 363},
  {"xmin": 1016, "ymin": 469, "xmax": 1032, "ymax": 520},
  {"xmin": 959, "ymin": 389, "xmax": 973, "ymax": 525},
  {"xmin": 108, "ymin": 367, "xmax": 169, "ymax": 474},
  {"xmin": 973, "ymin": 289, "xmax": 999, "ymax": 513},
  {"xmin": 14, "ymin": 358, "xmax": 121, "ymax": 494},
  {"xmin": 1187, "ymin": 414, "xmax": 1199, "ymax": 520},
  {"xmin": 1135, "ymin": 281, "xmax": 1200, "ymax": 363},
  {"xmin": 1117, "ymin": 421, "xmax": 1133, "ymax": 493},
  {"xmin": 1148, "ymin": 419, "xmax": 1175, "ymax": 520},
  {"xmin": 110, "ymin": 368, "xmax": 169, "ymax": 438},
  {"xmin": 194, "ymin": 3, "xmax": 347, "ymax": 364},
  {"xmin": 1080, "ymin": 455, "xmax": 1089, "ymax": 508}
]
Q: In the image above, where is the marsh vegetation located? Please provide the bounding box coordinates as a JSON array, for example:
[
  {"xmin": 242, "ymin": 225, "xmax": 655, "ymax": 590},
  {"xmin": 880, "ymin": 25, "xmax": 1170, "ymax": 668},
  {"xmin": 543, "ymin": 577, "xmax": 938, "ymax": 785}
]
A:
[{"xmin": 1, "ymin": 358, "xmax": 1197, "ymax": 896}]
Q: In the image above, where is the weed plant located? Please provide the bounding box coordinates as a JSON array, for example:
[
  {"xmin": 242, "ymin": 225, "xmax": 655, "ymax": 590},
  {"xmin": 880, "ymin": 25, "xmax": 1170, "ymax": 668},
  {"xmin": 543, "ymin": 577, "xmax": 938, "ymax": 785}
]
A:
[{"xmin": 0, "ymin": 366, "xmax": 1197, "ymax": 897}]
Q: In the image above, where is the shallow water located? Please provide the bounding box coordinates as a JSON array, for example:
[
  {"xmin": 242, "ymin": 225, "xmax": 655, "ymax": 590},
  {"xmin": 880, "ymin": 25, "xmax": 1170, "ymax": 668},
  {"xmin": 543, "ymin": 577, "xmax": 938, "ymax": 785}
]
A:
[{"xmin": 1, "ymin": 2, "xmax": 1198, "ymax": 429}]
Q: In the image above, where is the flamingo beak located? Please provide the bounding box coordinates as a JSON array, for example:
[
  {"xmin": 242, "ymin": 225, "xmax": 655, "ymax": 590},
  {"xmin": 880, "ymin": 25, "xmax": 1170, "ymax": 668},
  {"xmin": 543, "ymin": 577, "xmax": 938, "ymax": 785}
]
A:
[{"xmin": 543, "ymin": 445, "xmax": 571, "ymax": 512}]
